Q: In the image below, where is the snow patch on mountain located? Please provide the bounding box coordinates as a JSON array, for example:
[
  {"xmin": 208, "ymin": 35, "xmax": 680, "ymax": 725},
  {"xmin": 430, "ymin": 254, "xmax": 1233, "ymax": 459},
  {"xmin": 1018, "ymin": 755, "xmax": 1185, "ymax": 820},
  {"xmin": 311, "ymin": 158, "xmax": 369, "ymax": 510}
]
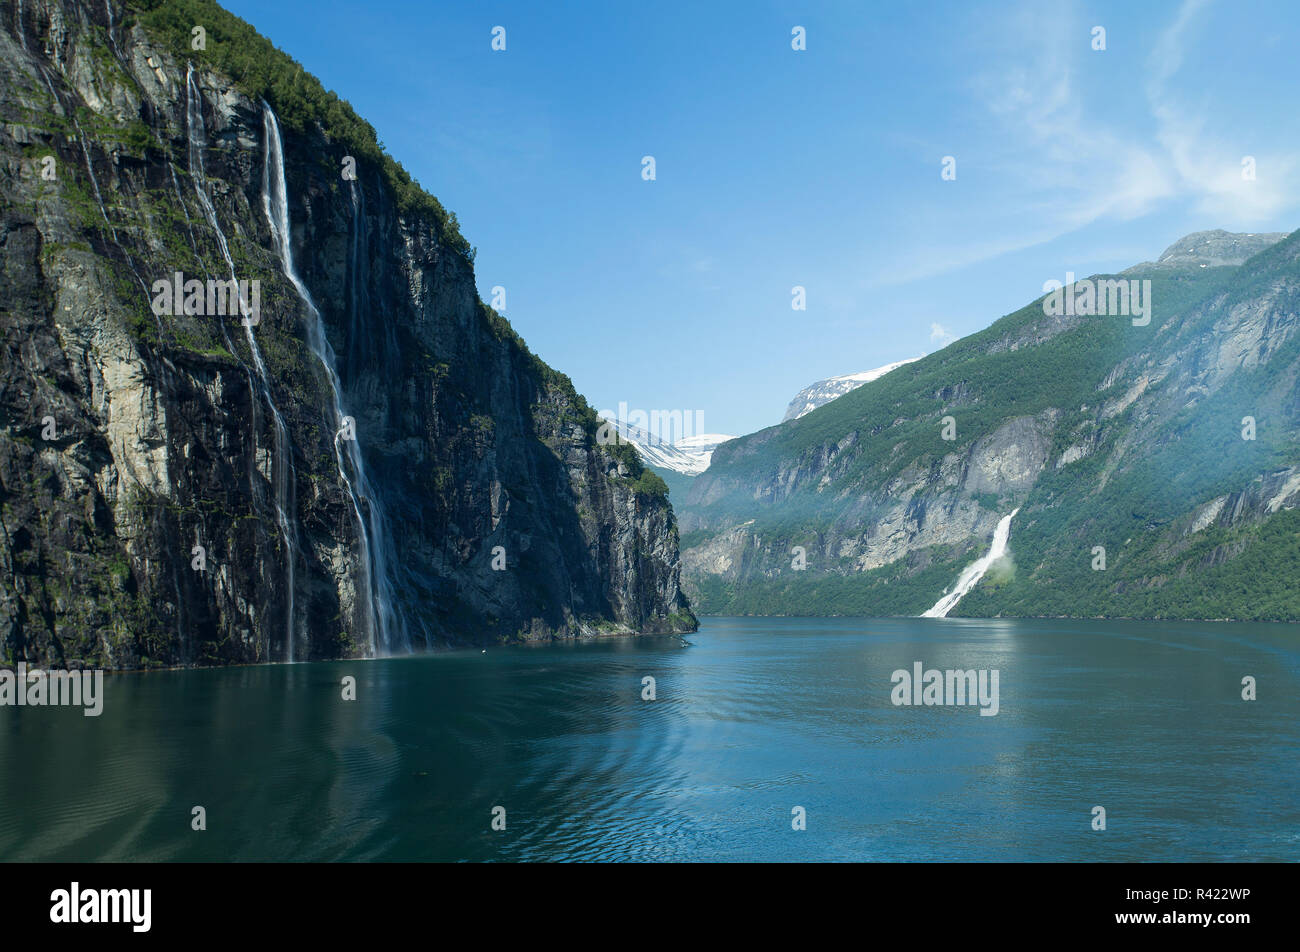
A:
[
  {"xmin": 602, "ymin": 419, "xmax": 736, "ymax": 476},
  {"xmin": 782, "ymin": 357, "xmax": 923, "ymax": 422}
]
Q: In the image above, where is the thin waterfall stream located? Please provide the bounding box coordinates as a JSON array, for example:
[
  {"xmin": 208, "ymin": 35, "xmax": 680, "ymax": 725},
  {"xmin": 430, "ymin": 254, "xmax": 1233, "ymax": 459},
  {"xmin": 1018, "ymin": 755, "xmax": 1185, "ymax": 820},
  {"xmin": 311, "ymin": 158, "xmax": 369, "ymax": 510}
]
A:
[
  {"xmin": 261, "ymin": 103, "xmax": 409, "ymax": 655},
  {"xmin": 186, "ymin": 65, "xmax": 299, "ymax": 660}
]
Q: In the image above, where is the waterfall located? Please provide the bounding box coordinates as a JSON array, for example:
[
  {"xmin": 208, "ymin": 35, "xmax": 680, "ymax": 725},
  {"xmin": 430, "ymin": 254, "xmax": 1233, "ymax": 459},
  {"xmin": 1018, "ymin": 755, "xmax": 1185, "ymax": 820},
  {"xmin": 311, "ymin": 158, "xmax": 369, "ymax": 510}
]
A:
[
  {"xmin": 69, "ymin": 109, "xmax": 155, "ymax": 313},
  {"xmin": 344, "ymin": 179, "xmax": 367, "ymax": 386},
  {"xmin": 32, "ymin": 58, "xmax": 153, "ymax": 320},
  {"xmin": 104, "ymin": 1, "xmax": 120, "ymax": 58},
  {"xmin": 40, "ymin": 58, "xmax": 114, "ymax": 244},
  {"xmin": 34, "ymin": 66, "xmax": 107, "ymax": 236},
  {"xmin": 186, "ymin": 65, "xmax": 300, "ymax": 661},
  {"xmin": 261, "ymin": 104, "xmax": 409, "ymax": 655},
  {"xmin": 922, "ymin": 508, "xmax": 1020, "ymax": 618},
  {"xmin": 168, "ymin": 161, "xmax": 198, "ymax": 255}
]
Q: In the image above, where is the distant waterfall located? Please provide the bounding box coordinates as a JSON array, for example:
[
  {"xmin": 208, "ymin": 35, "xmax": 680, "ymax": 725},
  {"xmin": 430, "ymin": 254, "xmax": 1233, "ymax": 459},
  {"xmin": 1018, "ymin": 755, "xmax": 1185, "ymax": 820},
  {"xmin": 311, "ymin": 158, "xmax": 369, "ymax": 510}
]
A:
[
  {"xmin": 168, "ymin": 161, "xmax": 199, "ymax": 255},
  {"xmin": 33, "ymin": 58, "xmax": 153, "ymax": 317},
  {"xmin": 70, "ymin": 112, "xmax": 152, "ymax": 305},
  {"xmin": 186, "ymin": 65, "xmax": 300, "ymax": 661},
  {"xmin": 104, "ymin": 1, "xmax": 121, "ymax": 58},
  {"xmin": 922, "ymin": 509, "xmax": 1020, "ymax": 618},
  {"xmin": 261, "ymin": 104, "xmax": 409, "ymax": 655}
]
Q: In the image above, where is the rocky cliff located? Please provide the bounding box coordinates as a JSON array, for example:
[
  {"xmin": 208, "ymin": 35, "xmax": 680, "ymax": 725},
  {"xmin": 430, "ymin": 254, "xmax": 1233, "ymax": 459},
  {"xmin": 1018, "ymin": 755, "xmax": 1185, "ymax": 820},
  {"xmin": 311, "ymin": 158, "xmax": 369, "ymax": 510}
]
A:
[
  {"xmin": 679, "ymin": 231, "xmax": 1300, "ymax": 621},
  {"xmin": 0, "ymin": 0, "xmax": 695, "ymax": 668}
]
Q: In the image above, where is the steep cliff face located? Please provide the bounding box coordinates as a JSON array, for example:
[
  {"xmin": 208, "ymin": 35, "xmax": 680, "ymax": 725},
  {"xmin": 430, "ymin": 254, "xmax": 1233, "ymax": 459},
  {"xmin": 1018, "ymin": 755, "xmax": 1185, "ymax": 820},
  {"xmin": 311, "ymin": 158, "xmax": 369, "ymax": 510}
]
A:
[
  {"xmin": 679, "ymin": 232, "xmax": 1300, "ymax": 621},
  {"xmin": 0, "ymin": 0, "xmax": 694, "ymax": 668}
]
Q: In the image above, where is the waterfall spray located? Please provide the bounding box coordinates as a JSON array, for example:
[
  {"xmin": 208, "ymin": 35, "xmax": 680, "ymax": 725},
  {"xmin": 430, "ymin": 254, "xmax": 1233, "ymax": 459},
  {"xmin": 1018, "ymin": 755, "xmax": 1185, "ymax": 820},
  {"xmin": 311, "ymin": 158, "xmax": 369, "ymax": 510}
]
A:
[
  {"xmin": 922, "ymin": 509, "xmax": 1020, "ymax": 618},
  {"xmin": 186, "ymin": 65, "xmax": 300, "ymax": 661},
  {"xmin": 261, "ymin": 104, "xmax": 409, "ymax": 655}
]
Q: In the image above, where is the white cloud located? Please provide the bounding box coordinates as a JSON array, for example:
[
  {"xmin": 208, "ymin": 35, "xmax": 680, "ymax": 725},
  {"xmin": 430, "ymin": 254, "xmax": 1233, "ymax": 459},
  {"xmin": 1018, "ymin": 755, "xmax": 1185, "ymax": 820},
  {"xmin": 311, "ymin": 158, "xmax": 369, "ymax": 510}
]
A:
[
  {"xmin": 1145, "ymin": 0, "xmax": 1295, "ymax": 222},
  {"xmin": 873, "ymin": 0, "xmax": 1296, "ymax": 288},
  {"xmin": 971, "ymin": 2, "xmax": 1176, "ymax": 226}
]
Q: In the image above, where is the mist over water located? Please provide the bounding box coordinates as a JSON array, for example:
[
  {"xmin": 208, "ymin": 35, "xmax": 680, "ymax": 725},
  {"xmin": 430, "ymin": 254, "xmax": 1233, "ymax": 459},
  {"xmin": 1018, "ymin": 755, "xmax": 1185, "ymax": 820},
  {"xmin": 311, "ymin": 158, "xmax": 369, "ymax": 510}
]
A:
[{"xmin": 1, "ymin": 618, "xmax": 1295, "ymax": 862}]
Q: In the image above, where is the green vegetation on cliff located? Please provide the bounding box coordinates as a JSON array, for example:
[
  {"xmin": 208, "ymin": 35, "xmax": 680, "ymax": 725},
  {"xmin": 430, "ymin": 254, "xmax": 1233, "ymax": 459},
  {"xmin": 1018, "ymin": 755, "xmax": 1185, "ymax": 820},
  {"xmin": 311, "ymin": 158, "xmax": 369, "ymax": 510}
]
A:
[
  {"xmin": 125, "ymin": 0, "xmax": 473, "ymax": 259},
  {"xmin": 681, "ymin": 233, "xmax": 1300, "ymax": 621},
  {"xmin": 120, "ymin": 2, "xmax": 666, "ymax": 501}
]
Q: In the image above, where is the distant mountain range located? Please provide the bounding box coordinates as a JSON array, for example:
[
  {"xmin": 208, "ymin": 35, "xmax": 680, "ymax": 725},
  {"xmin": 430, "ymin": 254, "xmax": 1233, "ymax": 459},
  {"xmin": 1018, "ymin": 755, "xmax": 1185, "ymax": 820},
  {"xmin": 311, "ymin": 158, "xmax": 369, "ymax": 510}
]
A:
[
  {"xmin": 601, "ymin": 420, "xmax": 735, "ymax": 475},
  {"xmin": 674, "ymin": 229, "xmax": 1300, "ymax": 622},
  {"xmin": 614, "ymin": 359, "xmax": 923, "ymax": 483}
]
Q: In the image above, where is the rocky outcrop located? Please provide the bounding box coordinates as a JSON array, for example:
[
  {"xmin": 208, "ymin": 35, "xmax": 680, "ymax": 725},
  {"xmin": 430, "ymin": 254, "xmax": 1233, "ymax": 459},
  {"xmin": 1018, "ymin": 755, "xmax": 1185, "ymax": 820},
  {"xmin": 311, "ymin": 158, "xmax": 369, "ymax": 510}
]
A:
[
  {"xmin": 1124, "ymin": 229, "xmax": 1288, "ymax": 271},
  {"xmin": 681, "ymin": 411, "xmax": 1054, "ymax": 581},
  {"xmin": 0, "ymin": 0, "xmax": 694, "ymax": 668}
]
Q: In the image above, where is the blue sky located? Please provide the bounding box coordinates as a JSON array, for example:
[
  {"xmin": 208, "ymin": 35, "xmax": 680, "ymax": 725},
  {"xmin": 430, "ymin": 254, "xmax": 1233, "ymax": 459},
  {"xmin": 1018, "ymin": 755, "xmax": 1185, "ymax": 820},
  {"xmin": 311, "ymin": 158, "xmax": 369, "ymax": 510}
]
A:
[{"xmin": 223, "ymin": 0, "xmax": 1300, "ymax": 438}]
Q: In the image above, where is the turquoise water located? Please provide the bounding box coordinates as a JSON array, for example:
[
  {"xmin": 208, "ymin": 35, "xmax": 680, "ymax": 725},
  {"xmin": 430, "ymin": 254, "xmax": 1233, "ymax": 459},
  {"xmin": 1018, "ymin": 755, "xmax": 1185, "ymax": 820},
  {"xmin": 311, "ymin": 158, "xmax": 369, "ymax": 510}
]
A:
[{"xmin": 1, "ymin": 617, "xmax": 1296, "ymax": 861}]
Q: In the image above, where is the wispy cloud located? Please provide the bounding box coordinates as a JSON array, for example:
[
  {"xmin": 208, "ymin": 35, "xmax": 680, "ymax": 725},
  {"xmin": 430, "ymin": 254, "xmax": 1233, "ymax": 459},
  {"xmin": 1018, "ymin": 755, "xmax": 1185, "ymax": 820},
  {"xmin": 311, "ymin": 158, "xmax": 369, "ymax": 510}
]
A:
[
  {"xmin": 1146, "ymin": 0, "xmax": 1295, "ymax": 221},
  {"xmin": 870, "ymin": 0, "xmax": 1296, "ymax": 288}
]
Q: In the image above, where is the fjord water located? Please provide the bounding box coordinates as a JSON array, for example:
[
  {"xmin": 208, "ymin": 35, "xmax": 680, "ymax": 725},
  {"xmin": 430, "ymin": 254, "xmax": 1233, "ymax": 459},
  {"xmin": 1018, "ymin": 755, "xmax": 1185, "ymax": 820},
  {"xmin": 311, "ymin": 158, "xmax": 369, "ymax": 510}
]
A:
[{"xmin": 1, "ymin": 618, "xmax": 1296, "ymax": 862}]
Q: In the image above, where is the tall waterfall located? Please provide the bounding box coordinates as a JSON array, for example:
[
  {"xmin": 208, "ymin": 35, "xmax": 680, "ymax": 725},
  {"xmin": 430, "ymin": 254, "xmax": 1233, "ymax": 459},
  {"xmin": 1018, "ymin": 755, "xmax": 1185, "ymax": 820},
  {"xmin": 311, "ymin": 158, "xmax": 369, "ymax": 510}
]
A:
[
  {"xmin": 922, "ymin": 508, "xmax": 1020, "ymax": 618},
  {"xmin": 104, "ymin": 0, "xmax": 121, "ymax": 59},
  {"xmin": 186, "ymin": 65, "xmax": 300, "ymax": 661},
  {"xmin": 344, "ymin": 179, "xmax": 367, "ymax": 387},
  {"xmin": 261, "ymin": 104, "xmax": 409, "ymax": 655}
]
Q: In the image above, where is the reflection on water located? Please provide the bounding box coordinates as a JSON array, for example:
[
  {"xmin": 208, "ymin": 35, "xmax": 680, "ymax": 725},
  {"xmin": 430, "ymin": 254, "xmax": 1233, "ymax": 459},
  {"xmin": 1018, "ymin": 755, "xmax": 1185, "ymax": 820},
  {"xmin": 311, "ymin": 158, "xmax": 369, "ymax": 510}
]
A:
[{"xmin": 1, "ymin": 617, "xmax": 1296, "ymax": 861}]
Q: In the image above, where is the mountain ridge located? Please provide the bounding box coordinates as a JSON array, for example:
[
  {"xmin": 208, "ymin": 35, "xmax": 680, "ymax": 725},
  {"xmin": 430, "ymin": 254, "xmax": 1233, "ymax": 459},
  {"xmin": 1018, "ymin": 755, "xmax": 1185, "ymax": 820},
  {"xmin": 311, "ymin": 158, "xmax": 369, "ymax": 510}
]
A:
[
  {"xmin": 677, "ymin": 229, "xmax": 1300, "ymax": 622},
  {"xmin": 781, "ymin": 358, "xmax": 924, "ymax": 422}
]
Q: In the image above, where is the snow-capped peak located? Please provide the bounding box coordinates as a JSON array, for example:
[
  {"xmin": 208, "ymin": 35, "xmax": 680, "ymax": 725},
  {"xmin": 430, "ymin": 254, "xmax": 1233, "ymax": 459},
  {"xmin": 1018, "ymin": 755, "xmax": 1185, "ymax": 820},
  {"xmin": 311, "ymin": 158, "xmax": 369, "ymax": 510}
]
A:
[
  {"xmin": 781, "ymin": 357, "xmax": 923, "ymax": 422},
  {"xmin": 599, "ymin": 418, "xmax": 735, "ymax": 475}
]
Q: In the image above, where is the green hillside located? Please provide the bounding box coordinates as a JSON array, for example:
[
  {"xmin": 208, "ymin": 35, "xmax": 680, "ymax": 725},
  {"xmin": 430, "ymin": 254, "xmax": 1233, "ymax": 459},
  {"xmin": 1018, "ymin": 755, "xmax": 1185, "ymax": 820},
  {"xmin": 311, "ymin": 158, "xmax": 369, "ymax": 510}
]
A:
[{"xmin": 678, "ymin": 231, "xmax": 1300, "ymax": 621}]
